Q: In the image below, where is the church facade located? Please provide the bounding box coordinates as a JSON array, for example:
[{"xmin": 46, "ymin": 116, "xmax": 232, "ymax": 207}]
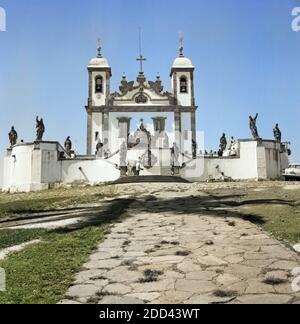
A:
[
  {"xmin": 0, "ymin": 42, "xmax": 291, "ymax": 192},
  {"xmin": 86, "ymin": 44, "xmax": 197, "ymax": 173}
]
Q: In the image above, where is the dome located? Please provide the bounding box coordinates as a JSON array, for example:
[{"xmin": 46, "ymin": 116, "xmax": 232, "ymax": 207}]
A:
[
  {"xmin": 88, "ymin": 56, "xmax": 110, "ymax": 68},
  {"xmin": 172, "ymin": 56, "xmax": 194, "ymax": 68}
]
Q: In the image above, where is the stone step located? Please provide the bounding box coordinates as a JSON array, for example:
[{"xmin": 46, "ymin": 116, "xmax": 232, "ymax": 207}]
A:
[{"xmin": 113, "ymin": 176, "xmax": 190, "ymax": 185}]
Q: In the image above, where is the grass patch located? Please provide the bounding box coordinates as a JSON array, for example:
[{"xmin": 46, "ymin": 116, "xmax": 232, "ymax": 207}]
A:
[
  {"xmin": 139, "ymin": 269, "xmax": 164, "ymax": 283},
  {"xmin": 262, "ymin": 277, "xmax": 289, "ymax": 286},
  {"xmin": 0, "ymin": 229, "xmax": 48, "ymax": 250},
  {"xmin": 213, "ymin": 290, "xmax": 238, "ymax": 298},
  {"xmin": 0, "ymin": 225, "xmax": 108, "ymax": 304},
  {"xmin": 0, "ymin": 185, "xmax": 116, "ymax": 222},
  {"xmin": 206, "ymin": 185, "xmax": 300, "ymax": 244},
  {"xmin": 175, "ymin": 250, "xmax": 191, "ymax": 256}
]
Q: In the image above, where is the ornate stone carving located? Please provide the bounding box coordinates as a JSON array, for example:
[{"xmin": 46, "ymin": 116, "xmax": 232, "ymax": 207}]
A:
[
  {"xmin": 135, "ymin": 89, "xmax": 148, "ymax": 104},
  {"xmin": 108, "ymin": 92, "xmax": 118, "ymax": 106},
  {"xmin": 149, "ymin": 77, "xmax": 164, "ymax": 95},
  {"xmin": 119, "ymin": 78, "xmax": 134, "ymax": 95}
]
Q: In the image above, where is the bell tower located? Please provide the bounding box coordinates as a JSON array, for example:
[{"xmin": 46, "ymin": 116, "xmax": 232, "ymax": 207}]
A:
[
  {"xmin": 170, "ymin": 36, "xmax": 195, "ymax": 107},
  {"xmin": 170, "ymin": 36, "xmax": 197, "ymax": 157},
  {"xmin": 86, "ymin": 40, "xmax": 112, "ymax": 155}
]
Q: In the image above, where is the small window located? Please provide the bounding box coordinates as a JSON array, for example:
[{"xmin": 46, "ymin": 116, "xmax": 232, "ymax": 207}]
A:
[
  {"xmin": 180, "ymin": 76, "xmax": 188, "ymax": 93},
  {"xmin": 95, "ymin": 76, "xmax": 103, "ymax": 93}
]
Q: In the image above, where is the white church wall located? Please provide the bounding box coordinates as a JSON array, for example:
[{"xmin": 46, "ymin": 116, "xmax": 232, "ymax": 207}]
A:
[
  {"xmin": 61, "ymin": 159, "xmax": 119, "ymax": 183},
  {"xmin": 109, "ymin": 112, "xmax": 132, "ymax": 154},
  {"xmin": 109, "ymin": 112, "xmax": 175, "ymax": 155},
  {"xmin": 181, "ymin": 112, "xmax": 192, "ymax": 154},
  {"xmin": 91, "ymin": 112, "xmax": 102, "ymax": 154},
  {"xmin": 182, "ymin": 141, "xmax": 259, "ymax": 181},
  {"xmin": 8, "ymin": 145, "xmax": 34, "ymax": 192},
  {"xmin": 183, "ymin": 140, "xmax": 285, "ymax": 182},
  {"xmin": 280, "ymin": 152, "xmax": 289, "ymax": 172},
  {"xmin": 262, "ymin": 141, "xmax": 286, "ymax": 180},
  {"xmin": 2, "ymin": 154, "xmax": 12, "ymax": 191},
  {"xmin": 1, "ymin": 139, "xmax": 287, "ymax": 193}
]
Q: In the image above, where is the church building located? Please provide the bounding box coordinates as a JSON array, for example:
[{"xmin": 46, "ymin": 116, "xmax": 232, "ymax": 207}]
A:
[
  {"xmin": 86, "ymin": 41, "xmax": 196, "ymax": 172},
  {"xmin": 0, "ymin": 39, "xmax": 291, "ymax": 192}
]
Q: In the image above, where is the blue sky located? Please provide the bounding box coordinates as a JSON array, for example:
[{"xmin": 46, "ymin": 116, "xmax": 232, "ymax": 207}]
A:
[{"xmin": 0, "ymin": 0, "xmax": 300, "ymax": 160}]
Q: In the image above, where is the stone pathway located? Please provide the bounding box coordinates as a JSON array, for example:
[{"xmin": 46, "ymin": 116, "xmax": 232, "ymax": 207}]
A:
[{"xmin": 60, "ymin": 184, "xmax": 300, "ymax": 304}]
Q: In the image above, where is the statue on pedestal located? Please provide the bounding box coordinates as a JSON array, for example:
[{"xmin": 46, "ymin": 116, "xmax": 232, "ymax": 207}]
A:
[
  {"xmin": 64, "ymin": 136, "xmax": 72, "ymax": 155},
  {"xmin": 119, "ymin": 141, "xmax": 128, "ymax": 167},
  {"xmin": 218, "ymin": 133, "xmax": 227, "ymax": 157},
  {"xmin": 119, "ymin": 141, "xmax": 128, "ymax": 177},
  {"xmin": 273, "ymin": 124, "xmax": 282, "ymax": 143},
  {"xmin": 170, "ymin": 143, "xmax": 180, "ymax": 175},
  {"xmin": 249, "ymin": 114, "xmax": 259, "ymax": 139},
  {"xmin": 8, "ymin": 126, "xmax": 18, "ymax": 147},
  {"xmin": 171, "ymin": 143, "xmax": 180, "ymax": 166},
  {"xmin": 192, "ymin": 140, "xmax": 197, "ymax": 159},
  {"xmin": 36, "ymin": 116, "xmax": 45, "ymax": 141},
  {"xmin": 96, "ymin": 140, "xmax": 104, "ymax": 157}
]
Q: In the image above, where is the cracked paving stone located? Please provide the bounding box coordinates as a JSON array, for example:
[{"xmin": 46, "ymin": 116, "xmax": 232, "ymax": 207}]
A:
[
  {"xmin": 98, "ymin": 296, "xmax": 145, "ymax": 304},
  {"xmin": 237, "ymin": 294, "xmax": 292, "ymax": 305},
  {"xmin": 175, "ymin": 279, "xmax": 217, "ymax": 294},
  {"xmin": 66, "ymin": 281, "xmax": 108, "ymax": 299},
  {"xmin": 103, "ymin": 283, "xmax": 132, "ymax": 295}
]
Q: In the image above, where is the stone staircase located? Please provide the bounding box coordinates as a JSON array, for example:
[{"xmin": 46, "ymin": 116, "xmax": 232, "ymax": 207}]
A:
[{"xmin": 113, "ymin": 175, "xmax": 190, "ymax": 184}]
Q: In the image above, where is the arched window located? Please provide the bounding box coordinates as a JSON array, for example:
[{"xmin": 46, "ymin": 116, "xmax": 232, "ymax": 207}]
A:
[
  {"xmin": 95, "ymin": 76, "xmax": 103, "ymax": 93},
  {"xmin": 180, "ymin": 76, "xmax": 188, "ymax": 93}
]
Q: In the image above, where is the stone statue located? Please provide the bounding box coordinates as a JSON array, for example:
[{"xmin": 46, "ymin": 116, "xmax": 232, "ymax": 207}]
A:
[
  {"xmin": 273, "ymin": 124, "xmax": 282, "ymax": 143},
  {"xmin": 8, "ymin": 126, "xmax": 18, "ymax": 147},
  {"xmin": 64, "ymin": 136, "xmax": 72, "ymax": 155},
  {"xmin": 96, "ymin": 140, "xmax": 104, "ymax": 157},
  {"xmin": 249, "ymin": 114, "xmax": 259, "ymax": 139},
  {"xmin": 119, "ymin": 141, "xmax": 128, "ymax": 167},
  {"xmin": 192, "ymin": 140, "xmax": 197, "ymax": 159},
  {"xmin": 36, "ymin": 116, "xmax": 45, "ymax": 141},
  {"xmin": 171, "ymin": 142, "xmax": 180, "ymax": 166},
  {"xmin": 163, "ymin": 133, "xmax": 170, "ymax": 149},
  {"xmin": 219, "ymin": 133, "xmax": 227, "ymax": 156}
]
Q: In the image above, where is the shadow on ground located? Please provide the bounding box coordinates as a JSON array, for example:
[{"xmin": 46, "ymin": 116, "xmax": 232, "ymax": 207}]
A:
[
  {"xmin": 130, "ymin": 193, "xmax": 297, "ymax": 226},
  {"xmin": 0, "ymin": 192, "xmax": 297, "ymax": 232}
]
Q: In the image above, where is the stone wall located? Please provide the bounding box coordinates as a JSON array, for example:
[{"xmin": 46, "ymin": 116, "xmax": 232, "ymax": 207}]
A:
[
  {"xmin": 0, "ymin": 139, "xmax": 289, "ymax": 193},
  {"xmin": 182, "ymin": 140, "xmax": 289, "ymax": 182}
]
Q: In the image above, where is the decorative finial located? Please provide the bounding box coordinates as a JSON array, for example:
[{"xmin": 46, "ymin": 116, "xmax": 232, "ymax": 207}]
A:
[
  {"xmin": 122, "ymin": 72, "xmax": 126, "ymax": 80},
  {"xmin": 156, "ymin": 72, "xmax": 160, "ymax": 80},
  {"xmin": 97, "ymin": 37, "xmax": 102, "ymax": 58},
  {"xmin": 179, "ymin": 32, "xmax": 184, "ymax": 57}
]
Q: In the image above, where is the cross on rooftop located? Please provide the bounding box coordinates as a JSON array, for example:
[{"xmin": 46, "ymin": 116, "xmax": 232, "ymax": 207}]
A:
[{"xmin": 137, "ymin": 28, "xmax": 146, "ymax": 74}]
